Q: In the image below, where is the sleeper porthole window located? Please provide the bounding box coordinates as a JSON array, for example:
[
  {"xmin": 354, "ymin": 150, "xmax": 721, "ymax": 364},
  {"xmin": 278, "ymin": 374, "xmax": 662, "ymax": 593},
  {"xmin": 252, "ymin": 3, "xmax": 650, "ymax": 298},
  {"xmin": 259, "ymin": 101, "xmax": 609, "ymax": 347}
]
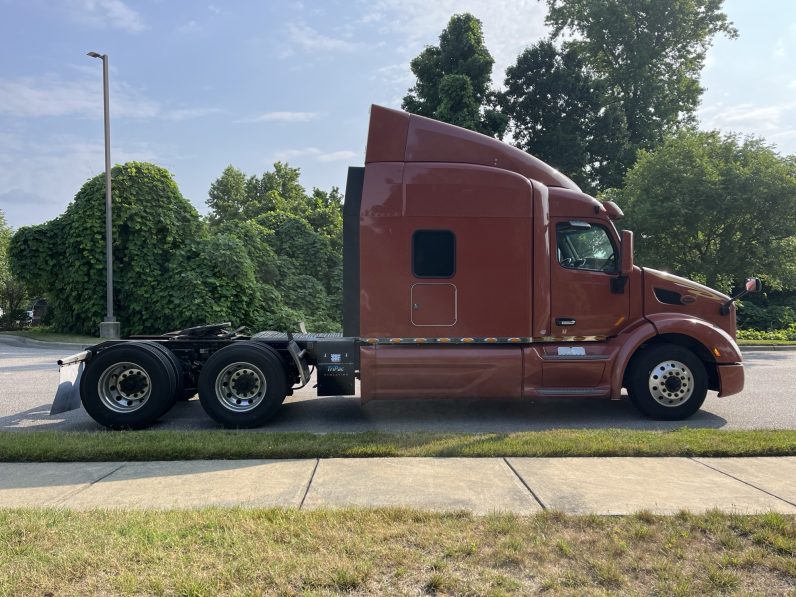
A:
[{"xmin": 412, "ymin": 230, "xmax": 456, "ymax": 278}]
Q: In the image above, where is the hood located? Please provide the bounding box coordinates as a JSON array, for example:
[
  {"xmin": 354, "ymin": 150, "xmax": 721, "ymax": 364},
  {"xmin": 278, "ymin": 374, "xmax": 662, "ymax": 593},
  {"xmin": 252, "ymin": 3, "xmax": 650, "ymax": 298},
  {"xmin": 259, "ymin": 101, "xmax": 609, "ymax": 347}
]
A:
[
  {"xmin": 643, "ymin": 268, "xmax": 735, "ymax": 337},
  {"xmin": 643, "ymin": 268, "xmax": 730, "ymax": 303}
]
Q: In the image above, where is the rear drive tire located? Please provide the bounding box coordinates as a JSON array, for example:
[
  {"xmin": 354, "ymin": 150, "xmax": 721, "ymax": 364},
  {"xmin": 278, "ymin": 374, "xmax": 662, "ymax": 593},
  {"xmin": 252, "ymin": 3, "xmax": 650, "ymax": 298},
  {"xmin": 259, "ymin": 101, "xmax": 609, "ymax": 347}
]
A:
[
  {"xmin": 198, "ymin": 342, "xmax": 288, "ymax": 428},
  {"xmin": 146, "ymin": 342, "xmax": 186, "ymax": 403},
  {"xmin": 627, "ymin": 344, "xmax": 708, "ymax": 420},
  {"xmin": 80, "ymin": 342, "xmax": 177, "ymax": 429}
]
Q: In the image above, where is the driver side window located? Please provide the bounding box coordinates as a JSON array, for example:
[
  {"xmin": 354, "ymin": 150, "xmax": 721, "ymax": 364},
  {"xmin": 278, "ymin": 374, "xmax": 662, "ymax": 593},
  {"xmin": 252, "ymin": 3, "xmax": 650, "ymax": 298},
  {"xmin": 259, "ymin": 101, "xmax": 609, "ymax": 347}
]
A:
[{"xmin": 556, "ymin": 222, "xmax": 617, "ymax": 272}]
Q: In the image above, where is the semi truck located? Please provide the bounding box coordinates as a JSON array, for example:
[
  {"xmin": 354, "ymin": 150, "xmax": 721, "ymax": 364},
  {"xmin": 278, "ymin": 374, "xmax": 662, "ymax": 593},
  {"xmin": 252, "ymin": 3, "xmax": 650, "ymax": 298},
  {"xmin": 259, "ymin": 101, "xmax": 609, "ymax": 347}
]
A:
[{"xmin": 52, "ymin": 105, "xmax": 760, "ymax": 429}]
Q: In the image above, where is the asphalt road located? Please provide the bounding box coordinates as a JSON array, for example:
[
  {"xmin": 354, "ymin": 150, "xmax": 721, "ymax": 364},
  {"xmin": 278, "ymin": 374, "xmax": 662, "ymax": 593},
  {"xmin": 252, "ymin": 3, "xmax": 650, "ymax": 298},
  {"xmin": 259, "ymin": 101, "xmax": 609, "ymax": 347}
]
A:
[{"xmin": 1, "ymin": 343, "xmax": 794, "ymax": 432}]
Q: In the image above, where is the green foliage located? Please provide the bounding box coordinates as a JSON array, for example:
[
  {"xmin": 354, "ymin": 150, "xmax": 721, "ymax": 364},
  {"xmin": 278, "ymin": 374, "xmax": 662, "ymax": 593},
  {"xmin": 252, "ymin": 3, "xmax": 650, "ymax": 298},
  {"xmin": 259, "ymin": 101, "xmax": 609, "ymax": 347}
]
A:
[
  {"xmin": 736, "ymin": 325, "xmax": 796, "ymax": 341},
  {"xmin": 403, "ymin": 13, "xmax": 507, "ymax": 138},
  {"xmin": 501, "ymin": 41, "xmax": 630, "ymax": 192},
  {"xmin": 545, "ymin": 0, "xmax": 737, "ymax": 153},
  {"xmin": 207, "ymin": 162, "xmax": 322, "ymax": 225},
  {"xmin": 610, "ymin": 129, "xmax": 796, "ymax": 293},
  {"xmin": 0, "ymin": 209, "xmax": 10, "ymax": 284},
  {"xmin": 737, "ymin": 303, "xmax": 795, "ymax": 331},
  {"xmin": 206, "ymin": 163, "xmax": 344, "ymax": 331},
  {"xmin": 9, "ymin": 161, "xmax": 343, "ymax": 335},
  {"xmin": 9, "ymin": 163, "xmax": 268, "ymax": 336},
  {"xmin": 206, "ymin": 165, "xmax": 247, "ymax": 224},
  {"xmin": 0, "ymin": 209, "xmax": 27, "ymax": 327},
  {"xmin": 0, "ymin": 308, "xmax": 29, "ymax": 331}
]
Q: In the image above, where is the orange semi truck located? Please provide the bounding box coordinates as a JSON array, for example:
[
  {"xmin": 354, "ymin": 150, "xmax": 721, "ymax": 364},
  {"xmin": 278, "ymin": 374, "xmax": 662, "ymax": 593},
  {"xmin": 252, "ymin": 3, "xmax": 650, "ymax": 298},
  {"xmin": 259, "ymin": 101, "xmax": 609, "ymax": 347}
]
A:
[{"xmin": 52, "ymin": 105, "xmax": 760, "ymax": 429}]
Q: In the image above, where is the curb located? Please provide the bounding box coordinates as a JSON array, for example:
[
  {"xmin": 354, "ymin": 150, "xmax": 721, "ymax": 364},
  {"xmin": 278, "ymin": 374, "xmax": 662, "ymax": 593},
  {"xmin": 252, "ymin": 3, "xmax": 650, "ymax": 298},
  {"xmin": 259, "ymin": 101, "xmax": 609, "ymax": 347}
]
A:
[
  {"xmin": 739, "ymin": 345, "xmax": 796, "ymax": 352},
  {"xmin": 0, "ymin": 334, "xmax": 93, "ymax": 352}
]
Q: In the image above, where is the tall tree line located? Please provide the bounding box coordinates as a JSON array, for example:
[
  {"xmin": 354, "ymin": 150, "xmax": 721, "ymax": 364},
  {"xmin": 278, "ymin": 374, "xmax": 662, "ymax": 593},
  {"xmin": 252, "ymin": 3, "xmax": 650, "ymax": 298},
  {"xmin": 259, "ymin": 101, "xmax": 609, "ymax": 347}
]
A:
[{"xmin": 405, "ymin": 2, "xmax": 737, "ymax": 193}]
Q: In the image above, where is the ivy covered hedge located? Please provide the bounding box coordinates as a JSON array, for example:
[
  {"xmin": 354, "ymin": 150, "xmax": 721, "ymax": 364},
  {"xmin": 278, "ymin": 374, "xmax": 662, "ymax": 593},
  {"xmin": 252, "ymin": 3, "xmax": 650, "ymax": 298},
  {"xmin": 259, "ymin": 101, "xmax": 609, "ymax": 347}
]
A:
[{"xmin": 9, "ymin": 162, "xmax": 342, "ymax": 336}]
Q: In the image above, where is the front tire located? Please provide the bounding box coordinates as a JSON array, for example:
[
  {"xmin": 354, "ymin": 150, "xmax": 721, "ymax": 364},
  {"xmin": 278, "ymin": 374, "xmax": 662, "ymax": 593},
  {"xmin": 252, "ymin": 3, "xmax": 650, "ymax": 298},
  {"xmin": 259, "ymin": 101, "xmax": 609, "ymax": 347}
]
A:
[
  {"xmin": 627, "ymin": 344, "xmax": 708, "ymax": 420},
  {"xmin": 198, "ymin": 342, "xmax": 288, "ymax": 428},
  {"xmin": 80, "ymin": 342, "xmax": 177, "ymax": 429}
]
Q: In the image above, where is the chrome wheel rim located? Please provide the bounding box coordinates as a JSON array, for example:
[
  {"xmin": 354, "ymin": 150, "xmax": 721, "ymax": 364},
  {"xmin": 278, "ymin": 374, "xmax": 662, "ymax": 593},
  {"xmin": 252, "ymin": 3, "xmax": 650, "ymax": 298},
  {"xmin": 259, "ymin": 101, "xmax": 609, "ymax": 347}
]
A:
[
  {"xmin": 98, "ymin": 362, "xmax": 152, "ymax": 413},
  {"xmin": 648, "ymin": 360, "xmax": 694, "ymax": 407},
  {"xmin": 214, "ymin": 362, "xmax": 267, "ymax": 412}
]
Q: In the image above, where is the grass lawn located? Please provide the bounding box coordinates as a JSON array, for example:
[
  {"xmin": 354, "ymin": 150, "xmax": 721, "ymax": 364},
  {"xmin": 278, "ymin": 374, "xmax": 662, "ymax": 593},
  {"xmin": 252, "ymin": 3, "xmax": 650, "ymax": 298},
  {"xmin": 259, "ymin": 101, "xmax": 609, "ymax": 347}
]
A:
[
  {"xmin": 0, "ymin": 508, "xmax": 793, "ymax": 595},
  {"xmin": 0, "ymin": 329, "xmax": 98, "ymax": 344},
  {"xmin": 1, "ymin": 429, "xmax": 795, "ymax": 461}
]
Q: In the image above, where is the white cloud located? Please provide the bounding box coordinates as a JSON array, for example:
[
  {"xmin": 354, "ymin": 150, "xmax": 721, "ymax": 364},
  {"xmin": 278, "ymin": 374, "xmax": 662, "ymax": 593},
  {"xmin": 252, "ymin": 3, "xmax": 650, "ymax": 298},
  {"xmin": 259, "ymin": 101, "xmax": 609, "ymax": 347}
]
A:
[
  {"xmin": 271, "ymin": 147, "xmax": 359, "ymax": 163},
  {"xmin": 273, "ymin": 147, "xmax": 322, "ymax": 161},
  {"xmin": 318, "ymin": 150, "xmax": 358, "ymax": 162},
  {"xmin": 772, "ymin": 22, "xmax": 796, "ymax": 59},
  {"xmin": 162, "ymin": 107, "xmax": 222, "ymax": 121},
  {"xmin": 242, "ymin": 111, "xmax": 319, "ymax": 123},
  {"xmin": 699, "ymin": 100, "xmax": 796, "ymax": 153},
  {"xmin": 176, "ymin": 20, "xmax": 202, "ymax": 34},
  {"xmin": 0, "ymin": 133, "xmax": 158, "ymax": 228},
  {"xmin": 0, "ymin": 75, "xmax": 217, "ymax": 122},
  {"xmin": 66, "ymin": 0, "xmax": 146, "ymax": 33},
  {"xmin": 285, "ymin": 21, "xmax": 358, "ymax": 52},
  {"xmin": 207, "ymin": 4, "xmax": 221, "ymax": 15},
  {"xmin": 0, "ymin": 75, "xmax": 158, "ymax": 119}
]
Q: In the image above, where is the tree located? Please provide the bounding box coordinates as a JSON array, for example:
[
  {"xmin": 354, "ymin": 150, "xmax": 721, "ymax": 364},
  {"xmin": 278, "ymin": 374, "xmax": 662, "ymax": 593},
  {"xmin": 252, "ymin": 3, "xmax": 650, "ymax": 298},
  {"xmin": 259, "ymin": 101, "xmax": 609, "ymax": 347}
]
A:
[
  {"xmin": 0, "ymin": 209, "xmax": 27, "ymax": 326},
  {"xmin": 207, "ymin": 162, "xmax": 326, "ymax": 224},
  {"xmin": 608, "ymin": 129, "xmax": 796, "ymax": 292},
  {"xmin": 207, "ymin": 165, "xmax": 247, "ymax": 225},
  {"xmin": 206, "ymin": 163, "xmax": 345, "ymax": 331},
  {"xmin": 0, "ymin": 209, "xmax": 10, "ymax": 284},
  {"xmin": 9, "ymin": 163, "xmax": 265, "ymax": 335},
  {"xmin": 501, "ymin": 41, "xmax": 629, "ymax": 192},
  {"xmin": 545, "ymin": 0, "xmax": 737, "ymax": 154},
  {"xmin": 402, "ymin": 13, "xmax": 507, "ymax": 138}
]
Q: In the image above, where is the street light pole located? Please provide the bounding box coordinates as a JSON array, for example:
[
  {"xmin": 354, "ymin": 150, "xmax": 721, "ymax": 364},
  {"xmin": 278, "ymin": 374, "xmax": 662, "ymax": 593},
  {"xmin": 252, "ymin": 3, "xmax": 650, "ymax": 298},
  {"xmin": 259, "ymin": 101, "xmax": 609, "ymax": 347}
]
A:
[{"xmin": 87, "ymin": 51, "xmax": 120, "ymax": 339}]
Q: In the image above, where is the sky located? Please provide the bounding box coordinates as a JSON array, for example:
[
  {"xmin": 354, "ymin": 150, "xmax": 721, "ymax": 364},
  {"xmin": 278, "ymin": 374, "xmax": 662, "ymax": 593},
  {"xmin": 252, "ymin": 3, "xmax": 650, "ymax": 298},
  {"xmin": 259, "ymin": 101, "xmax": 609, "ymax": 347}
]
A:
[{"xmin": 1, "ymin": 0, "xmax": 794, "ymax": 229}]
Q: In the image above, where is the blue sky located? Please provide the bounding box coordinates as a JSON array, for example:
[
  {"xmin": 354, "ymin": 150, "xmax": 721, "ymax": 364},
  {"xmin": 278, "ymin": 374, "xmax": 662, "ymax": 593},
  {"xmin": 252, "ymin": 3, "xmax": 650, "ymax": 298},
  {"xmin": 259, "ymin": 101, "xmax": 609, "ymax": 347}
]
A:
[{"xmin": 1, "ymin": 0, "xmax": 794, "ymax": 229}]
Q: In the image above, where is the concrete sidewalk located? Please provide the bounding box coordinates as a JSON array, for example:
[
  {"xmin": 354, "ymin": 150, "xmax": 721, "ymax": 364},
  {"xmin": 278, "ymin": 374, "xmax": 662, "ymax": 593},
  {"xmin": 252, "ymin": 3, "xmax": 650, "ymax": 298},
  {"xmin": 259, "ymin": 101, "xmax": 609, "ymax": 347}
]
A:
[{"xmin": 1, "ymin": 457, "xmax": 795, "ymax": 514}]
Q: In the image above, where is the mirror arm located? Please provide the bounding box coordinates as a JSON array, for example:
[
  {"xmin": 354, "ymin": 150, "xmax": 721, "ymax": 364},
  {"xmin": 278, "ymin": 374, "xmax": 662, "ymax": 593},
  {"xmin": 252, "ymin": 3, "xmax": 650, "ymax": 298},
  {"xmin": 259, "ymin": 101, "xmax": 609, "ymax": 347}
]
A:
[{"xmin": 720, "ymin": 289, "xmax": 747, "ymax": 316}]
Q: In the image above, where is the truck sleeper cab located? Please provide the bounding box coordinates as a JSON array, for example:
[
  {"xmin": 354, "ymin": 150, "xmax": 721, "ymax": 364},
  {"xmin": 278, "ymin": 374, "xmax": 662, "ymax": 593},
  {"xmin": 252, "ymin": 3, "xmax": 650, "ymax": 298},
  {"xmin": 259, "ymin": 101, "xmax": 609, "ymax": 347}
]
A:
[{"xmin": 52, "ymin": 105, "xmax": 754, "ymax": 429}]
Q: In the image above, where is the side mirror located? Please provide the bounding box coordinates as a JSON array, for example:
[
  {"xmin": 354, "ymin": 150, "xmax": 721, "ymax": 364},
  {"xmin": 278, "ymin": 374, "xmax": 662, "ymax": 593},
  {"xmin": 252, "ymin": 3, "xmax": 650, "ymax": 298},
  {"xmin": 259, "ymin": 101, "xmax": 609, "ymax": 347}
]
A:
[
  {"xmin": 620, "ymin": 230, "xmax": 634, "ymax": 276},
  {"xmin": 721, "ymin": 277, "xmax": 764, "ymax": 315},
  {"xmin": 745, "ymin": 277, "xmax": 762, "ymax": 293}
]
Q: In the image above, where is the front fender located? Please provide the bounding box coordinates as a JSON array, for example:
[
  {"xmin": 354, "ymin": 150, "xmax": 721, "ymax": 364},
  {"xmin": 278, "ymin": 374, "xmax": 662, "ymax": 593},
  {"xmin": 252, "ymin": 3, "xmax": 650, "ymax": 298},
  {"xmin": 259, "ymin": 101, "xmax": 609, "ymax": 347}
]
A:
[
  {"xmin": 645, "ymin": 313, "xmax": 742, "ymax": 364},
  {"xmin": 610, "ymin": 322, "xmax": 657, "ymax": 398}
]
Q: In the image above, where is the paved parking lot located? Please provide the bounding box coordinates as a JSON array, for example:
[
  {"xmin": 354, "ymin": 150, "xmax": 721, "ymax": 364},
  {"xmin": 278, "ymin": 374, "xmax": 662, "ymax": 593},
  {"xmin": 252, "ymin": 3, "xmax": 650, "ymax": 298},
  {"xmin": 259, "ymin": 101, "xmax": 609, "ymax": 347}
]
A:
[{"xmin": 1, "ymin": 343, "xmax": 794, "ymax": 431}]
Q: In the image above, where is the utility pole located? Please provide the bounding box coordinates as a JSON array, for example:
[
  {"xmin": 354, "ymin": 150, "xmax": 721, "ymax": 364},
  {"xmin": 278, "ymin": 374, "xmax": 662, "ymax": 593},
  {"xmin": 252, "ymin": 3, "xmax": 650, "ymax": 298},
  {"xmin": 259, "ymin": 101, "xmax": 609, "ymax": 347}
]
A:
[{"xmin": 87, "ymin": 51, "xmax": 120, "ymax": 339}]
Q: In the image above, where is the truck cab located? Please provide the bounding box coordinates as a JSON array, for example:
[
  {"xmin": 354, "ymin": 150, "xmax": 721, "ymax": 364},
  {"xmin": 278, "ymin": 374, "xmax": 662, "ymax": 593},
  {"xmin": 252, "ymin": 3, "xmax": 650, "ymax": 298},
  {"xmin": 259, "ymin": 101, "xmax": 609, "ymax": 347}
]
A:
[{"xmin": 343, "ymin": 105, "xmax": 749, "ymax": 420}]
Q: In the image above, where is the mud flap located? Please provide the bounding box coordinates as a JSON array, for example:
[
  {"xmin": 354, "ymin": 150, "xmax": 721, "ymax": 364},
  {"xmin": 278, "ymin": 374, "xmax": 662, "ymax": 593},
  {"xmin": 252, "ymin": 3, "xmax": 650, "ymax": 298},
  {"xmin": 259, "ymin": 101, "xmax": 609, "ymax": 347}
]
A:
[{"xmin": 50, "ymin": 351, "xmax": 91, "ymax": 415}]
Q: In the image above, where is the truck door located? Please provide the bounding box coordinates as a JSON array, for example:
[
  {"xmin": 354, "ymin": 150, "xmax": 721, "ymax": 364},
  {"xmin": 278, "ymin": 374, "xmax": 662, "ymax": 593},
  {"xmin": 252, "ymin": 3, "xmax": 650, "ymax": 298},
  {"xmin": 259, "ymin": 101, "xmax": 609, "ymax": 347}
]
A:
[{"xmin": 549, "ymin": 219, "xmax": 629, "ymax": 338}]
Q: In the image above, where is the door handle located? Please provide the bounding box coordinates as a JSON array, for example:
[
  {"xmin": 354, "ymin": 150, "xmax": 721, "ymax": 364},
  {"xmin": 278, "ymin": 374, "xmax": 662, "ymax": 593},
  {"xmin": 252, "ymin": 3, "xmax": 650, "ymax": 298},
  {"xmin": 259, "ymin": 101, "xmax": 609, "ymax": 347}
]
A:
[{"xmin": 555, "ymin": 318, "xmax": 577, "ymax": 326}]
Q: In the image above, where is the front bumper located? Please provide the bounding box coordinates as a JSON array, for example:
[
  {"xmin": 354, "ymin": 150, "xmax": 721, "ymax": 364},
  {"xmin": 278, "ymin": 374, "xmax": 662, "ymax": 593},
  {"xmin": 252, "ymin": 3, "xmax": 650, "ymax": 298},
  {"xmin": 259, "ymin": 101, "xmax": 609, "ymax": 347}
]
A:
[{"xmin": 717, "ymin": 363, "xmax": 744, "ymax": 397}]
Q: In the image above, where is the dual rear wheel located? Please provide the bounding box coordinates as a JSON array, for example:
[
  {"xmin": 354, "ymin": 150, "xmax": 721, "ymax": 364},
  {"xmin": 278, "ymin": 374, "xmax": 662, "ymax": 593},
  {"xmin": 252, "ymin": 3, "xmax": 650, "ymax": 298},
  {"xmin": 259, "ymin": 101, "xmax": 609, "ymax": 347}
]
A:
[
  {"xmin": 81, "ymin": 341, "xmax": 289, "ymax": 429},
  {"xmin": 81, "ymin": 341, "xmax": 181, "ymax": 429},
  {"xmin": 198, "ymin": 343, "xmax": 288, "ymax": 428}
]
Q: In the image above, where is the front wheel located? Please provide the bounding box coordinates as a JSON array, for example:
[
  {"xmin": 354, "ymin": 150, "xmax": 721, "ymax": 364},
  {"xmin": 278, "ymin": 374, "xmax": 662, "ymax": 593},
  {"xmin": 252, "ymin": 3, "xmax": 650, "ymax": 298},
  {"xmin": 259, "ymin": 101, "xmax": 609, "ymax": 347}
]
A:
[
  {"xmin": 198, "ymin": 342, "xmax": 288, "ymax": 428},
  {"xmin": 627, "ymin": 344, "xmax": 708, "ymax": 420}
]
